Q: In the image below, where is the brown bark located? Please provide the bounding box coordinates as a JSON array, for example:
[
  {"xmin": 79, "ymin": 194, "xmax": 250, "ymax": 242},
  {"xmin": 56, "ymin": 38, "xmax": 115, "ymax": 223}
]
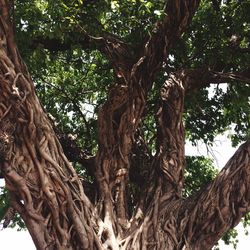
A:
[
  {"xmin": 1, "ymin": 1, "xmax": 250, "ymax": 250},
  {"xmin": 94, "ymin": 0, "xmax": 201, "ymax": 245},
  {"xmin": 183, "ymin": 68, "xmax": 250, "ymax": 91},
  {"xmin": 181, "ymin": 140, "xmax": 250, "ymax": 249},
  {"xmin": 0, "ymin": 2, "xmax": 100, "ymax": 249},
  {"xmin": 156, "ymin": 73, "xmax": 186, "ymax": 194},
  {"xmin": 119, "ymin": 71, "xmax": 250, "ymax": 249}
]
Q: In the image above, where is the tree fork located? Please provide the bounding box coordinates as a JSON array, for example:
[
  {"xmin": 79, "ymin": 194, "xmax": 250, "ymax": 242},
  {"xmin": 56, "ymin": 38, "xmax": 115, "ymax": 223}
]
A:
[
  {"xmin": 2, "ymin": 1, "xmax": 249, "ymax": 250},
  {"xmin": 120, "ymin": 69, "xmax": 250, "ymax": 249},
  {"xmin": 94, "ymin": 0, "xmax": 201, "ymax": 233}
]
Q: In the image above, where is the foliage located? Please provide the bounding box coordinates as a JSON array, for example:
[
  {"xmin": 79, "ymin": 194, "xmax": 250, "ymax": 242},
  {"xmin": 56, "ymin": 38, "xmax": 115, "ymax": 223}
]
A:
[
  {"xmin": 0, "ymin": 187, "xmax": 9, "ymax": 223},
  {"xmin": 0, "ymin": 0, "xmax": 249, "ymax": 248},
  {"xmin": 13, "ymin": 0, "xmax": 249, "ymax": 150},
  {"xmin": 183, "ymin": 156, "xmax": 218, "ymax": 197}
]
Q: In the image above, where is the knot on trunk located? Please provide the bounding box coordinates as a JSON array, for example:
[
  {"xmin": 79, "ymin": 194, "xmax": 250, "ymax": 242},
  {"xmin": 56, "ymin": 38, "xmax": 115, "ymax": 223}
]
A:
[{"xmin": 0, "ymin": 120, "xmax": 15, "ymax": 161}]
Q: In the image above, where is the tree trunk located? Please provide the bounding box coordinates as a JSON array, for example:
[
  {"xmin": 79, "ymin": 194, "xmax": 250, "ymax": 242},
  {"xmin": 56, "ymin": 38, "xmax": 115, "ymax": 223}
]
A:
[
  {"xmin": 1, "ymin": 1, "xmax": 250, "ymax": 250},
  {"xmin": 0, "ymin": 3, "xmax": 100, "ymax": 249}
]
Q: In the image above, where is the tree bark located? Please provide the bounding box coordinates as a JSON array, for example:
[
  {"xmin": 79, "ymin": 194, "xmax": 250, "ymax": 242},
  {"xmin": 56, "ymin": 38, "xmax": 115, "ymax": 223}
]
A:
[
  {"xmin": 0, "ymin": 2, "xmax": 100, "ymax": 249},
  {"xmin": 118, "ymin": 69, "xmax": 250, "ymax": 249},
  {"xmin": 1, "ymin": 1, "xmax": 250, "ymax": 250},
  {"xmin": 181, "ymin": 140, "xmax": 250, "ymax": 249},
  {"xmin": 92, "ymin": 2, "xmax": 202, "ymax": 247}
]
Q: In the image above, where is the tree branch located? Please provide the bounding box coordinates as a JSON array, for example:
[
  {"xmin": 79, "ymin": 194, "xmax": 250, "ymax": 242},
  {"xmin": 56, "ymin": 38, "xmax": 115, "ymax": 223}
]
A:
[
  {"xmin": 94, "ymin": 0, "xmax": 201, "ymax": 236},
  {"xmin": 208, "ymin": 69, "xmax": 250, "ymax": 85},
  {"xmin": 129, "ymin": 0, "xmax": 201, "ymax": 92},
  {"xmin": 155, "ymin": 73, "xmax": 185, "ymax": 194},
  {"xmin": 134, "ymin": 71, "xmax": 186, "ymax": 220},
  {"xmin": 0, "ymin": 4, "xmax": 102, "ymax": 248},
  {"xmin": 177, "ymin": 67, "xmax": 250, "ymax": 91},
  {"xmin": 180, "ymin": 140, "xmax": 250, "ymax": 249},
  {"xmin": 30, "ymin": 30, "xmax": 135, "ymax": 81}
]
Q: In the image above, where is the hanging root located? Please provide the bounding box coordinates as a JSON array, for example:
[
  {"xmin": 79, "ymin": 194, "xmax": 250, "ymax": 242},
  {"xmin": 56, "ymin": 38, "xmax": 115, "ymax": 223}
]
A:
[{"xmin": 2, "ymin": 162, "xmax": 43, "ymax": 222}]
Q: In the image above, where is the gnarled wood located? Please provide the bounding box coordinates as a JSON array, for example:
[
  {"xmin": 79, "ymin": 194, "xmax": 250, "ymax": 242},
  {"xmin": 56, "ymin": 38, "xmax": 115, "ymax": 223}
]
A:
[
  {"xmin": 1, "ymin": 1, "xmax": 250, "ymax": 250},
  {"xmin": 0, "ymin": 2, "xmax": 101, "ymax": 249},
  {"xmin": 94, "ymin": 1, "xmax": 201, "ymax": 245}
]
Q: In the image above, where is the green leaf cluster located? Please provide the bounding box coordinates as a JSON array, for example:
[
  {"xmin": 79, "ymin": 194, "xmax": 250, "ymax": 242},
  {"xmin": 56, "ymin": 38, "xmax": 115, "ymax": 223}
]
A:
[{"xmin": 183, "ymin": 156, "xmax": 218, "ymax": 197}]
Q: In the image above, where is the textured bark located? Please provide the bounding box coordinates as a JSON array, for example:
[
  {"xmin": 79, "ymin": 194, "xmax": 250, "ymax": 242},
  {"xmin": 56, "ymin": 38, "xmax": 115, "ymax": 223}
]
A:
[
  {"xmin": 182, "ymin": 68, "xmax": 250, "ymax": 91},
  {"xmin": 118, "ymin": 71, "xmax": 250, "ymax": 249},
  {"xmin": 1, "ymin": 1, "xmax": 250, "ymax": 250},
  {"xmin": 0, "ymin": 2, "xmax": 100, "ymax": 249},
  {"xmin": 94, "ymin": 1, "xmax": 201, "ymax": 247},
  {"xmin": 156, "ymin": 73, "xmax": 186, "ymax": 194},
  {"xmin": 181, "ymin": 140, "xmax": 250, "ymax": 249}
]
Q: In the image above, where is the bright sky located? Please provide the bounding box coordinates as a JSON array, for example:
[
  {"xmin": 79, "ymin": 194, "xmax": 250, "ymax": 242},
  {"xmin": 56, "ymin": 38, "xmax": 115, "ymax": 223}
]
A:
[{"xmin": 0, "ymin": 134, "xmax": 249, "ymax": 249}]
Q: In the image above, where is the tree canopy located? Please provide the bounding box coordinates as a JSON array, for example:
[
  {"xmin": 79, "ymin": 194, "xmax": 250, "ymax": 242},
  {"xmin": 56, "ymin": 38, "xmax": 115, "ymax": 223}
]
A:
[
  {"xmin": 13, "ymin": 0, "xmax": 250, "ymax": 146},
  {"xmin": 0, "ymin": 0, "xmax": 250, "ymax": 249}
]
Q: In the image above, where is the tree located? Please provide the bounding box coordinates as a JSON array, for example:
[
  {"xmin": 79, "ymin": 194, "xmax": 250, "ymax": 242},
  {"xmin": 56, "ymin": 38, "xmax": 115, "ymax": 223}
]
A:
[{"xmin": 0, "ymin": 0, "xmax": 249, "ymax": 249}]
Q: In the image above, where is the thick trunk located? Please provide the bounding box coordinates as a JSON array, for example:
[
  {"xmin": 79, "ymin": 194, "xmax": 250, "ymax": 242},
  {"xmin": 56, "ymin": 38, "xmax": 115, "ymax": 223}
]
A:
[
  {"xmin": 118, "ymin": 72, "xmax": 250, "ymax": 249},
  {"xmin": 1, "ymin": 1, "xmax": 250, "ymax": 250},
  {"xmin": 120, "ymin": 137, "xmax": 250, "ymax": 250},
  {"xmin": 0, "ymin": 3, "xmax": 100, "ymax": 249},
  {"xmin": 182, "ymin": 140, "xmax": 250, "ymax": 249},
  {"xmin": 94, "ymin": 2, "xmax": 201, "ymax": 243}
]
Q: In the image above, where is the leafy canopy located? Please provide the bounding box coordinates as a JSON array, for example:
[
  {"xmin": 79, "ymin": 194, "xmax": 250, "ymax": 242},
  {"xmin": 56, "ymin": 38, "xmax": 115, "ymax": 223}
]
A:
[{"xmin": 0, "ymin": 0, "xmax": 249, "ymax": 247}]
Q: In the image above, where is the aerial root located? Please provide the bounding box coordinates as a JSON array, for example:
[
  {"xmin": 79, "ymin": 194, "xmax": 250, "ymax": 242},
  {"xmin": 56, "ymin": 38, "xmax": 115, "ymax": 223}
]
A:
[{"xmin": 3, "ymin": 162, "xmax": 43, "ymax": 221}]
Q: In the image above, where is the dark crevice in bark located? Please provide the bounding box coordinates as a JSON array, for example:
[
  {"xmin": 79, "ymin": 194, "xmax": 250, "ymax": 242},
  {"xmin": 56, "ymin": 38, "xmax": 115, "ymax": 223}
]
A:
[{"xmin": 56, "ymin": 130, "xmax": 95, "ymax": 174}]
